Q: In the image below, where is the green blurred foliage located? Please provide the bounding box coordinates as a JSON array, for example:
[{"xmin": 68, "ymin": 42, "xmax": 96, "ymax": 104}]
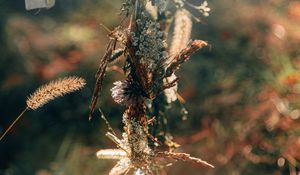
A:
[{"xmin": 1, "ymin": 0, "xmax": 300, "ymax": 175}]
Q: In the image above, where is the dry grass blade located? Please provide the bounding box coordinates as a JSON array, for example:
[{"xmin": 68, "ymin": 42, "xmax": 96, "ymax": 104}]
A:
[
  {"xmin": 157, "ymin": 151, "xmax": 215, "ymax": 169},
  {"xmin": 26, "ymin": 76, "xmax": 86, "ymax": 110},
  {"xmin": 89, "ymin": 39, "xmax": 116, "ymax": 120},
  {"xmin": 166, "ymin": 40, "xmax": 208, "ymax": 77}
]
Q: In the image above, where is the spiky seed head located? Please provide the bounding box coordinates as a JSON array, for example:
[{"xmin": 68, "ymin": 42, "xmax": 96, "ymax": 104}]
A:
[
  {"xmin": 111, "ymin": 79, "xmax": 144, "ymax": 106},
  {"xmin": 26, "ymin": 76, "xmax": 86, "ymax": 110}
]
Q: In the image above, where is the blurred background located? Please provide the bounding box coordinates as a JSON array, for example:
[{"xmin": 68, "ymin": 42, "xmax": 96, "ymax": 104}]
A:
[{"xmin": 1, "ymin": 0, "xmax": 300, "ymax": 174}]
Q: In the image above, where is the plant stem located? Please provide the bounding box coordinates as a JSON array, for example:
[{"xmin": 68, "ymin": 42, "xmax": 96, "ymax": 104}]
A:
[{"xmin": 0, "ymin": 107, "xmax": 29, "ymax": 141}]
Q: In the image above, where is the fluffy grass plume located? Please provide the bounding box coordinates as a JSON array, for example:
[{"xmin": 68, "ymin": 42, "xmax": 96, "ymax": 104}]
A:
[
  {"xmin": 0, "ymin": 76, "xmax": 86, "ymax": 141},
  {"xmin": 96, "ymin": 149, "xmax": 127, "ymax": 160},
  {"xmin": 26, "ymin": 76, "xmax": 86, "ymax": 110},
  {"xmin": 164, "ymin": 9, "xmax": 192, "ymax": 103},
  {"xmin": 169, "ymin": 9, "xmax": 192, "ymax": 57}
]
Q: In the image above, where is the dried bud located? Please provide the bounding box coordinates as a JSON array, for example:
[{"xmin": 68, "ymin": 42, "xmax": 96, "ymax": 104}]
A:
[{"xmin": 164, "ymin": 74, "xmax": 178, "ymax": 103}]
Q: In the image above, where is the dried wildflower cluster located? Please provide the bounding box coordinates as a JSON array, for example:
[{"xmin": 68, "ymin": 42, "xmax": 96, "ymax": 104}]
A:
[{"xmin": 90, "ymin": 0, "xmax": 212, "ymax": 174}]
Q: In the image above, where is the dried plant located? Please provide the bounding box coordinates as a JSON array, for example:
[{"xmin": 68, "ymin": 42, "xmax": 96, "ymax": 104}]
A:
[
  {"xmin": 90, "ymin": 0, "xmax": 213, "ymax": 174},
  {"xmin": 168, "ymin": 9, "xmax": 192, "ymax": 57},
  {"xmin": 0, "ymin": 76, "xmax": 86, "ymax": 140},
  {"xmin": 164, "ymin": 9, "xmax": 192, "ymax": 104},
  {"xmin": 26, "ymin": 76, "xmax": 86, "ymax": 110}
]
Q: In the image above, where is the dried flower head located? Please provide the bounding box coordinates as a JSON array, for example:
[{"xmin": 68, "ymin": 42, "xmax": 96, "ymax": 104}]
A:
[
  {"xmin": 26, "ymin": 76, "xmax": 86, "ymax": 110},
  {"xmin": 111, "ymin": 80, "xmax": 144, "ymax": 105},
  {"xmin": 131, "ymin": 15, "xmax": 167, "ymax": 70}
]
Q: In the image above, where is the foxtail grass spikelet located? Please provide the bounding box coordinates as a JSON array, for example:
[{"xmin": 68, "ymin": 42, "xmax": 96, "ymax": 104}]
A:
[
  {"xmin": 169, "ymin": 9, "xmax": 192, "ymax": 58},
  {"xmin": 96, "ymin": 149, "xmax": 127, "ymax": 160},
  {"xmin": 164, "ymin": 10, "xmax": 192, "ymax": 103},
  {"xmin": 0, "ymin": 76, "xmax": 86, "ymax": 141},
  {"xmin": 26, "ymin": 76, "xmax": 86, "ymax": 110}
]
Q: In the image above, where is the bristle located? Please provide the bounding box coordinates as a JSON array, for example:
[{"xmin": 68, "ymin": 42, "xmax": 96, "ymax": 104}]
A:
[
  {"xmin": 157, "ymin": 151, "xmax": 215, "ymax": 169},
  {"xmin": 26, "ymin": 76, "xmax": 86, "ymax": 110},
  {"xmin": 169, "ymin": 9, "xmax": 192, "ymax": 59}
]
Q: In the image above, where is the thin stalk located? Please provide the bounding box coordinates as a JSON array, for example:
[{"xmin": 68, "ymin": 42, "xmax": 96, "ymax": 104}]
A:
[{"xmin": 0, "ymin": 107, "xmax": 29, "ymax": 141}]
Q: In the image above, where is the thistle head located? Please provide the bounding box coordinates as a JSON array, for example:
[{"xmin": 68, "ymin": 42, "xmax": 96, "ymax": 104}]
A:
[{"xmin": 111, "ymin": 79, "xmax": 144, "ymax": 106}]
